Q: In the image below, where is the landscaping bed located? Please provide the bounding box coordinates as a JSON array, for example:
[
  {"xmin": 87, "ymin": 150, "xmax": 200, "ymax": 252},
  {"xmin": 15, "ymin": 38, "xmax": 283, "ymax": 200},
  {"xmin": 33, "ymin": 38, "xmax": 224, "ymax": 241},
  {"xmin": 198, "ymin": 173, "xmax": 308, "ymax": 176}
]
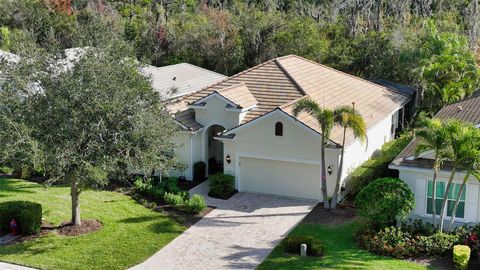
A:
[{"xmin": 0, "ymin": 177, "xmax": 185, "ymax": 270}]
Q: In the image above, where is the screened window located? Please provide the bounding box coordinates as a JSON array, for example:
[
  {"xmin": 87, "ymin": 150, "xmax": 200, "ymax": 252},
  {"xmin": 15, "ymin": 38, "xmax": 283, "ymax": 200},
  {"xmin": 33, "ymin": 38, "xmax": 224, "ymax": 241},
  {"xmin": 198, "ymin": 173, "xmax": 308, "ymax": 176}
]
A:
[
  {"xmin": 426, "ymin": 181, "xmax": 466, "ymax": 218},
  {"xmin": 275, "ymin": 122, "xmax": 283, "ymax": 136}
]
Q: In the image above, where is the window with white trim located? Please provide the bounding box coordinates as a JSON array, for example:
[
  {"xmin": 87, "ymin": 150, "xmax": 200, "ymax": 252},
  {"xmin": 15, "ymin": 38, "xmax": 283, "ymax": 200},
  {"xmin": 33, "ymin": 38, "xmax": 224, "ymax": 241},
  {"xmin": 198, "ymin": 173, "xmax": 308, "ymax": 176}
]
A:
[{"xmin": 426, "ymin": 180, "xmax": 466, "ymax": 218}]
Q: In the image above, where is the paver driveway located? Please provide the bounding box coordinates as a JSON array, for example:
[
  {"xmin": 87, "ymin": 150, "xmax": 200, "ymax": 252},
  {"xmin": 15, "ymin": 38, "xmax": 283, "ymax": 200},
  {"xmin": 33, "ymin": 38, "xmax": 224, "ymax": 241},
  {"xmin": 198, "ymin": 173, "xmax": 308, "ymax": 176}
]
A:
[{"xmin": 130, "ymin": 181, "xmax": 316, "ymax": 270}]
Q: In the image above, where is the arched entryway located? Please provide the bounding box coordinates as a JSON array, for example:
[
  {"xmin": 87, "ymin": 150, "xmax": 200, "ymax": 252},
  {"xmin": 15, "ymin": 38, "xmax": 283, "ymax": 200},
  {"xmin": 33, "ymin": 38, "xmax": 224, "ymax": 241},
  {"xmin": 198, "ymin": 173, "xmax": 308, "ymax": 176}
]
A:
[{"xmin": 206, "ymin": 124, "xmax": 225, "ymax": 175}]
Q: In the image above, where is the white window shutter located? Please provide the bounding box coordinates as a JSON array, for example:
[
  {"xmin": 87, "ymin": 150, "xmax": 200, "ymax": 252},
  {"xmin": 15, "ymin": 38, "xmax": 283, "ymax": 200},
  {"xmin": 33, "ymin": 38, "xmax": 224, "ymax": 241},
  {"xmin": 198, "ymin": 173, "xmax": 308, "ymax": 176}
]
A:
[
  {"xmin": 466, "ymin": 184, "xmax": 479, "ymax": 223},
  {"xmin": 414, "ymin": 179, "xmax": 426, "ymax": 216}
]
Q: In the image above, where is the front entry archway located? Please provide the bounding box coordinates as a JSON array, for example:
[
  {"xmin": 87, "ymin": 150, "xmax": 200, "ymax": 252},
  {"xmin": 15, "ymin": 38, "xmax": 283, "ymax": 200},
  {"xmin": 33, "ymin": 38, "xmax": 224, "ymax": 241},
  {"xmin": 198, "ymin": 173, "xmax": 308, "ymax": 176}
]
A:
[{"xmin": 206, "ymin": 124, "xmax": 225, "ymax": 175}]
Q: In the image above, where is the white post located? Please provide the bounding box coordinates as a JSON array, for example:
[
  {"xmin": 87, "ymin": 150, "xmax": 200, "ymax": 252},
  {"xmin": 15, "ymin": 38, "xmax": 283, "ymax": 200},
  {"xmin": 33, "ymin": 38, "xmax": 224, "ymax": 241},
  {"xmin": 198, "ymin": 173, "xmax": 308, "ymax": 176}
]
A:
[{"xmin": 300, "ymin": 244, "xmax": 307, "ymax": 256}]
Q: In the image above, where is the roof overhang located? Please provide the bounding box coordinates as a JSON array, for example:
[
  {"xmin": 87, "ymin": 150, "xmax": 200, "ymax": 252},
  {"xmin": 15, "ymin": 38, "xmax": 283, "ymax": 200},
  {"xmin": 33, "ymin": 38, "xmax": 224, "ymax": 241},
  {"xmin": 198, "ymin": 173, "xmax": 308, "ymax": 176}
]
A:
[{"xmin": 222, "ymin": 108, "xmax": 340, "ymax": 147}]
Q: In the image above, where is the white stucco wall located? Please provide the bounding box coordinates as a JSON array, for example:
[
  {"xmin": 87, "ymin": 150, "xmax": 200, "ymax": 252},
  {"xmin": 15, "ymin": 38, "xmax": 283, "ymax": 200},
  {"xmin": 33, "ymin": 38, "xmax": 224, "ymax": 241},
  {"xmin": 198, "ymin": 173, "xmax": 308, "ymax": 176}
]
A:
[
  {"xmin": 193, "ymin": 95, "xmax": 243, "ymax": 129},
  {"xmin": 397, "ymin": 167, "xmax": 480, "ymax": 224},
  {"xmin": 341, "ymin": 110, "xmax": 398, "ymax": 186},
  {"xmin": 222, "ymin": 111, "xmax": 341, "ymax": 198}
]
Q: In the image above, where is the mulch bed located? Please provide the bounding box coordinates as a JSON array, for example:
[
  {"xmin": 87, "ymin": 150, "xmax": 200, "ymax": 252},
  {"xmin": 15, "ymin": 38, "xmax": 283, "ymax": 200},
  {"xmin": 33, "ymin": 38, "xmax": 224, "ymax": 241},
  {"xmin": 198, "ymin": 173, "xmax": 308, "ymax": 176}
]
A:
[
  {"xmin": 301, "ymin": 203, "xmax": 357, "ymax": 225},
  {"xmin": 55, "ymin": 219, "xmax": 103, "ymax": 236},
  {"xmin": 208, "ymin": 190, "xmax": 238, "ymax": 200}
]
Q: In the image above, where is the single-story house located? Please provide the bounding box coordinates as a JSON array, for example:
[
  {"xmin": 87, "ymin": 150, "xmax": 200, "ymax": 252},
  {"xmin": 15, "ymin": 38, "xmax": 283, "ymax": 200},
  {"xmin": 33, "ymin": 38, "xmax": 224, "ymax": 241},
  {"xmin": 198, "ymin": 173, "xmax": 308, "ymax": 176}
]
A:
[
  {"xmin": 390, "ymin": 95, "xmax": 480, "ymax": 225},
  {"xmin": 169, "ymin": 54, "xmax": 412, "ymax": 201}
]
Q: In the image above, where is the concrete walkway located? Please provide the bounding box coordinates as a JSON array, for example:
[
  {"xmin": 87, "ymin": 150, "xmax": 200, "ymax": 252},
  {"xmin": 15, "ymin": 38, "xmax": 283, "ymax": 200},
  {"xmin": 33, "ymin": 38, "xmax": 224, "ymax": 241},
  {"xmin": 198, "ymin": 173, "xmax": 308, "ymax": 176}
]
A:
[
  {"xmin": 131, "ymin": 181, "xmax": 316, "ymax": 270},
  {"xmin": 0, "ymin": 262, "xmax": 37, "ymax": 270}
]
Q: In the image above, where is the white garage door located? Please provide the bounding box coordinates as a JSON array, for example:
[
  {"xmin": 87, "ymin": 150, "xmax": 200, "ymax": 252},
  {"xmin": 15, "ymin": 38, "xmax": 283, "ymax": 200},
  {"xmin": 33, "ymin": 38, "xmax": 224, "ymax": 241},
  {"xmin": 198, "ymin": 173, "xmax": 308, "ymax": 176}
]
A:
[{"xmin": 239, "ymin": 157, "xmax": 321, "ymax": 200}]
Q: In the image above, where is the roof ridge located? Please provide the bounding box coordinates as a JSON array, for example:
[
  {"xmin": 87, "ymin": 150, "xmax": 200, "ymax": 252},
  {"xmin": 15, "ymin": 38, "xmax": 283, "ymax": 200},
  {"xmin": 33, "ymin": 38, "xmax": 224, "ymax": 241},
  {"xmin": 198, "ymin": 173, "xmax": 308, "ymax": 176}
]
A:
[
  {"xmin": 180, "ymin": 59, "xmax": 276, "ymax": 103},
  {"xmin": 282, "ymin": 54, "xmax": 410, "ymax": 98},
  {"xmin": 437, "ymin": 94, "xmax": 480, "ymax": 111},
  {"xmin": 274, "ymin": 57, "xmax": 307, "ymax": 96},
  {"xmin": 216, "ymin": 82, "xmax": 247, "ymax": 94}
]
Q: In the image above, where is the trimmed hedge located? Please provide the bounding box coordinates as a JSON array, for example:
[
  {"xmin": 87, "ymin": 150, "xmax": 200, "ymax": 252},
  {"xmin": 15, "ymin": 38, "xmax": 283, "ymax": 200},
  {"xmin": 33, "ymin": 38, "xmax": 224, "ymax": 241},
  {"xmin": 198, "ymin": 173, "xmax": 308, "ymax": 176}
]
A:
[
  {"xmin": 0, "ymin": 201, "xmax": 42, "ymax": 235},
  {"xmin": 453, "ymin": 245, "xmax": 471, "ymax": 270},
  {"xmin": 355, "ymin": 177, "xmax": 415, "ymax": 227},
  {"xmin": 346, "ymin": 134, "xmax": 412, "ymax": 199},
  {"xmin": 282, "ymin": 235, "xmax": 324, "ymax": 257},
  {"xmin": 208, "ymin": 173, "xmax": 235, "ymax": 199}
]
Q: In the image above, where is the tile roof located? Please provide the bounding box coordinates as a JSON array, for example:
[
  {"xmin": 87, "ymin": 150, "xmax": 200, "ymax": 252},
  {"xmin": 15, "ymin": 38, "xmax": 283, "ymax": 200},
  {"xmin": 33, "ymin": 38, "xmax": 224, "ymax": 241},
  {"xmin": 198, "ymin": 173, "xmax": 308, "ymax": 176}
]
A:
[
  {"xmin": 215, "ymin": 83, "xmax": 258, "ymax": 109},
  {"xmin": 392, "ymin": 95, "xmax": 480, "ymax": 169},
  {"xmin": 141, "ymin": 63, "xmax": 226, "ymax": 98},
  {"xmin": 171, "ymin": 55, "xmax": 410, "ymax": 143}
]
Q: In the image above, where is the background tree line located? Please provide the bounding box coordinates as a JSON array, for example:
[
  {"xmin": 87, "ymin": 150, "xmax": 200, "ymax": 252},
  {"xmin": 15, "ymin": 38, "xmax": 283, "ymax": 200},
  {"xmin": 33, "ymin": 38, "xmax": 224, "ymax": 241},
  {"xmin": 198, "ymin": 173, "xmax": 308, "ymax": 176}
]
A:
[{"xmin": 1, "ymin": 0, "xmax": 480, "ymax": 112}]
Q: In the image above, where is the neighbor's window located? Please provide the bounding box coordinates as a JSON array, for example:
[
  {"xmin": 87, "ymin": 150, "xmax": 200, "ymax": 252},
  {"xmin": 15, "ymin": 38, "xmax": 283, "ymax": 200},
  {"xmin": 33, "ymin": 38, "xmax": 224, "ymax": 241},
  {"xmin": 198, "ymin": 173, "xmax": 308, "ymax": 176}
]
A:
[
  {"xmin": 275, "ymin": 122, "xmax": 283, "ymax": 136},
  {"xmin": 426, "ymin": 180, "xmax": 466, "ymax": 218}
]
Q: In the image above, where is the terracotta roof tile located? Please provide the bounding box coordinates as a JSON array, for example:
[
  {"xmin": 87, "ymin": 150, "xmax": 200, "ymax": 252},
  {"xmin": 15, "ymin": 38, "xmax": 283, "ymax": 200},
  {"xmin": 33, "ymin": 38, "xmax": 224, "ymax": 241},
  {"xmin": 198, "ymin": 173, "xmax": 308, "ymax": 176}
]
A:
[{"xmin": 171, "ymin": 55, "xmax": 410, "ymax": 144}]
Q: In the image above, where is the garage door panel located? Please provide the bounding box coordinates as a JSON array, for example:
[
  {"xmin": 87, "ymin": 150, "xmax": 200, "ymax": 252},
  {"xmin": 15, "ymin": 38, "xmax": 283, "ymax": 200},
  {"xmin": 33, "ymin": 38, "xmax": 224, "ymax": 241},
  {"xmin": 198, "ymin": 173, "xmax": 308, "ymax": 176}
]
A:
[{"xmin": 239, "ymin": 157, "xmax": 321, "ymax": 200}]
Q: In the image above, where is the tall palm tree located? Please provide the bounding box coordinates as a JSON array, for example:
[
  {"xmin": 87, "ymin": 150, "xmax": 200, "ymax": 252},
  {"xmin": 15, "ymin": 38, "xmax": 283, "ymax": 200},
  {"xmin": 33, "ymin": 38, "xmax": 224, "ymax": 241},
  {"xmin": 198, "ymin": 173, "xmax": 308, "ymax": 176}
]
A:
[
  {"xmin": 447, "ymin": 127, "xmax": 480, "ymax": 231},
  {"xmin": 414, "ymin": 116, "xmax": 449, "ymax": 227},
  {"xmin": 438, "ymin": 120, "xmax": 476, "ymax": 231},
  {"xmin": 293, "ymin": 98, "xmax": 334, "ymax": 208},
  {"xmin": 330, "ymin": 103, "xmax": 366, "ymax": 209}
]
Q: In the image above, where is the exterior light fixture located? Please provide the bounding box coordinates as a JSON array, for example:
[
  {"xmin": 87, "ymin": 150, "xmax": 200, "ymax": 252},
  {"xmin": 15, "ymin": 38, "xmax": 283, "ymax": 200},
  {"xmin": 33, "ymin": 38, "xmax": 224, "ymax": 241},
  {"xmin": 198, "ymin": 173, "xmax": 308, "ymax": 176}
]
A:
[
  {"xmin": 327, "ymin": 165, "xmax": 333, "ymax": 175},
  {"xmin": 226, "ymin": 155, "xmax": 231, "ymax": 164}
]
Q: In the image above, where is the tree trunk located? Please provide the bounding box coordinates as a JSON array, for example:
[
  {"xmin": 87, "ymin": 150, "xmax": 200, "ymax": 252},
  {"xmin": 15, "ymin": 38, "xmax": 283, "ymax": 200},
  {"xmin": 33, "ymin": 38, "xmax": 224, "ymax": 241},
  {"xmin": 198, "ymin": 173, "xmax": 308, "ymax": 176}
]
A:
[
  {"xmin": 321, "ymin": 135, "xmax": 330, "ymax": 209},
  {"xmin": 431, "ymin": 159, "xmax": 439, "ymax": 227},
  {"xmin": 447, "ymin": 172, "xmax": 470, "ymax": 232},
  {"xmin": 331, "ymin": 127, "xmax": 347, "ymax": 209},
  {"xmin": 439, "ymin": 165, "xmax": 457, "ymax": 232},
  {"xmin": 71, "ymin": 177, "xmax": 81, "ymax": 226}
]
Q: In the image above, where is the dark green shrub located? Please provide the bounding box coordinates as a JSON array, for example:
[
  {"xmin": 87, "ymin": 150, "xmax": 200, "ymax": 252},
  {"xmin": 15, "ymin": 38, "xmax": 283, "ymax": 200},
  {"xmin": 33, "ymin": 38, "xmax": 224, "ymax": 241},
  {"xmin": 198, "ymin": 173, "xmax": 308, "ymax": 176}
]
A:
[
  {"xmin": 185, "ymin": 194, "xmax": 207, "ymax": 214},
  {"xmin": 282, "ymin": 235, "xmax": 324, "ymax": 257},
  {"xmin": 355, "ymin": 177, "xmax": 414, "ymax": 227},
  {"xmin": 416, "ymin": 232, "xmax": 459, "ymax": 257},
  {"xmin": 193, "ymin": 162, "xmax": 206, "ymax": 181},
  {"xmin": 164, "ymin": 192, "xmax": 184, "ymax": 207},
  {"xmin": 208, "ymin": 173, "xmax": 235, "ymax": 199},
  {"xmin": 358, "ymin": 225, "xmax": 459, "ymax": 258},
  {"xmin": 400, "ymin": 219, "xmax": 436, "ymax": 236},
  {"xmin": 159, "ymin": 177, "xmax": 180, "ymax": 194},
  {"xmin": 346, "ymin": 134, "xmax": 412, "ymax": 198},
  {"xmin": 0, "ymin": 201, "xmax": 42, "ymax": 235}
]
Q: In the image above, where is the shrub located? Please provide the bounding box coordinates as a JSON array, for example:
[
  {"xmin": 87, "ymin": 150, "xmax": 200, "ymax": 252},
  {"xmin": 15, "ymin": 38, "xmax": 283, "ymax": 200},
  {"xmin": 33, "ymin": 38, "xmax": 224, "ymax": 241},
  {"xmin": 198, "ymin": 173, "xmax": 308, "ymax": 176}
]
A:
[
  {"xmin": 355, "ymin": 177, "xmax": 414, "ymax": 227},
  {"xmin": 133, "ymin": 177, "xmax": 152, "ymax": 194},
  {"xmin": 346, "ymin": 134, "xmax": 412, "ymax": 198},
  {"xmin": 358, "ymin": 226, "xmax": 459, "ymax": 258},
  {"xmin": 193, "ymin": 162, "xmax": 206, "ymax": 181},
  {"xmin": 0, "ymin": 201, "xmax": 42, "ymax": 235},
  {"xmin": 208, "ymin": 173, "xmax": 235, "ymax": 199},
  {"xmin": 164, "ymin": 192, "xmax": 184, "ymax": 207},
  {"xmin": 282, "ymin": 235, "xmax": 324, "ymax": 257},
  {"xmin": 160, "ymin": 177, "xmax": 180, "ymax": 194},
  {"xmin": 453, "ymin": 245, "xmax": 471, "ymax": 270},
  {"xmin": 0, "ymin": 165, "xmax": 13, "ymax": 174},
  {"xmin": 185, "ymin": 194, "xmax": 207, "ymax": 214},
  {"xmin": 400, "ymin": 219, "xmax": 436, "ymax": 236}
]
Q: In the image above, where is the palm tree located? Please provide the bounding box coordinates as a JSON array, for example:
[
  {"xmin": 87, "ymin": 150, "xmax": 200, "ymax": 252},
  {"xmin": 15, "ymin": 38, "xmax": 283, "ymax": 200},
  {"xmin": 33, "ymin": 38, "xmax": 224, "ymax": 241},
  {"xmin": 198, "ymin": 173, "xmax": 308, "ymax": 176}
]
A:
[
  {"xmin": 414, "ymin": 116, "xmax": 449, "ymax": 227},
  {"xmin": 330, "ymin": 103, "xmax": 366, "ymax": 209},
  {"xmin": 438, "ymin": 120, "xmax": 477, "ymax": 231},
  {"xmin": 447, "ymin": 127, "xmax": 480, "ymax": 231},
  {"xmin": 293, "ymin": 98, "xmax": 334, "ymax": 208}
]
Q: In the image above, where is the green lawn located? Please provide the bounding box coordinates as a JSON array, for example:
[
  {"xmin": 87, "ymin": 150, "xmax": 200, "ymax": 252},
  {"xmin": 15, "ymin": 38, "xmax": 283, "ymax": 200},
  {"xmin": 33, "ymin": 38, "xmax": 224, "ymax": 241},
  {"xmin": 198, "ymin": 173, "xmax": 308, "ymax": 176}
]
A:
[
  {"xmin": 0, "ymin": 178, "xmax": 185, "ymax": 270},
  {"xmin": 258, "ymin": 221, "xmax": 435, "ymax": 270}
]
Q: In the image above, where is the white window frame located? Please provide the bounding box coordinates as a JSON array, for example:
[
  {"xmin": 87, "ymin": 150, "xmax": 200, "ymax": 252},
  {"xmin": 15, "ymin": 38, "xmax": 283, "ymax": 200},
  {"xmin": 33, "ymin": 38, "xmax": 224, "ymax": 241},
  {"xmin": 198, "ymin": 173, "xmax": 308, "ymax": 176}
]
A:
[{"xmin": 424, "ymin": 179, "xmax": 467, "ymax": 221}]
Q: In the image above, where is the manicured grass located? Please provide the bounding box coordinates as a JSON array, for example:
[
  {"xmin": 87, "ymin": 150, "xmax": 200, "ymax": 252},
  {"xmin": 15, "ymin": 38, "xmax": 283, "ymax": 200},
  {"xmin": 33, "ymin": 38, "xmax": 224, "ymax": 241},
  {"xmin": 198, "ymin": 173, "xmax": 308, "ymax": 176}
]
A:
[
  {"xmin": 0, "ymin": 178, "xmax": 185, "ymax": 270},
  {"xmin": 258, "ymin": 221, "xmax": 435, "ymax": 270}
]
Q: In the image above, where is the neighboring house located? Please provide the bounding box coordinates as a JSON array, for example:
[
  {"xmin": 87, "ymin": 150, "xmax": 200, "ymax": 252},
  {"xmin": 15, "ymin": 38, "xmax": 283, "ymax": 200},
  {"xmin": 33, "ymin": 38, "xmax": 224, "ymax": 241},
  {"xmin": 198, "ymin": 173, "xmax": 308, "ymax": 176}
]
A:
[
  {"xmin": 390, "ymin": 95, "xmax": 480, "ymax": 225},
  {"xmin": 141, "ymin": 63, "xmax": 227, "ymax": 98},
  {"xmin": 169, "ymin": 55, "xmax": 412, "ymax": 201}
]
